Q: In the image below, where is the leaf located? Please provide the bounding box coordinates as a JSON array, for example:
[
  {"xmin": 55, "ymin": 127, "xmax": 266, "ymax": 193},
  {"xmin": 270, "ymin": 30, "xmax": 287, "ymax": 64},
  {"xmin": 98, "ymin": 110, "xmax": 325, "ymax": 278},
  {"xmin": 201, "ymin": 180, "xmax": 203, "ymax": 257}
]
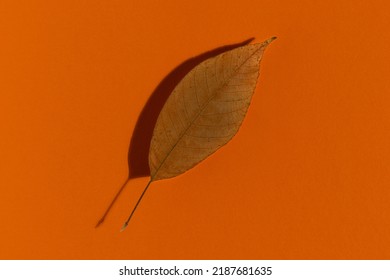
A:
[
  {"xmin": 121, "ymin": 37, "xmax": 276, "ymax": 230},
  {"xmin": 150, "ymin": 37, "xmax": 276, "ymax": 180}
]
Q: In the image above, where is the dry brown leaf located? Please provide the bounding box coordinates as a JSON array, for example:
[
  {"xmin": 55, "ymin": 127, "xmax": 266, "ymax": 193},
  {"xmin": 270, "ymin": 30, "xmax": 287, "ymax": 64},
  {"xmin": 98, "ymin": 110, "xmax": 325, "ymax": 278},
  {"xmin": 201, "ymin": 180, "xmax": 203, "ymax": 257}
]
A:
[{"xmin": 121, "ymin": 37, "xmax": 276, "ymax": 230}]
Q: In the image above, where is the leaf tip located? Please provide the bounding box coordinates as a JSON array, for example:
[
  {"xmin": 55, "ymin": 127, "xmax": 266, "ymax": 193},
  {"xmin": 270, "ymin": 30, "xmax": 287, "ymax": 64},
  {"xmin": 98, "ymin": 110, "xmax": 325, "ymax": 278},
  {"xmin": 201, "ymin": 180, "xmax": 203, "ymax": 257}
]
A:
[{"xmin": 266, "ymin": 36, "xmax": 277, "ymax": 44}]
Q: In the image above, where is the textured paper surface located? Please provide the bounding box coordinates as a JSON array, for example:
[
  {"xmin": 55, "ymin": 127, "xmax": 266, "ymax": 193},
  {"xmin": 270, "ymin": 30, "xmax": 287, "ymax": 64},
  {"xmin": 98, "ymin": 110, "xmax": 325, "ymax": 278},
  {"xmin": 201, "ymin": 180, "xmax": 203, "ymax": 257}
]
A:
[{"xmin": 1, "ymin": 0, "xmax": 389, "ymax": 259}]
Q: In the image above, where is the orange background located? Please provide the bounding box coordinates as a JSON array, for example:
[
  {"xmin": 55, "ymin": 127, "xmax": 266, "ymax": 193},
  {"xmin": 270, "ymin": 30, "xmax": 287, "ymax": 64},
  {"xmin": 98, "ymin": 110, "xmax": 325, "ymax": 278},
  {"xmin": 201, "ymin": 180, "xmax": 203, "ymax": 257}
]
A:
[{"xmin": 1, "ymin": 0, "xmax": 390, "ymax": 259}]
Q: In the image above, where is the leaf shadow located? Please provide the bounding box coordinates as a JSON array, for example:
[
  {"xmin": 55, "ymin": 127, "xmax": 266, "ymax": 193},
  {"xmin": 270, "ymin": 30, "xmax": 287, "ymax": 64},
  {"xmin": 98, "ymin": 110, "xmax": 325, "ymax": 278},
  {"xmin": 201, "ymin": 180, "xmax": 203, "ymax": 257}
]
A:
[
  {"xmin": 128, "ymin": 37, "xmax": 254, "ymax": 179},
  {"xmin": 96, "ymin": 38, "xmax": 254, "ymax": 228}
]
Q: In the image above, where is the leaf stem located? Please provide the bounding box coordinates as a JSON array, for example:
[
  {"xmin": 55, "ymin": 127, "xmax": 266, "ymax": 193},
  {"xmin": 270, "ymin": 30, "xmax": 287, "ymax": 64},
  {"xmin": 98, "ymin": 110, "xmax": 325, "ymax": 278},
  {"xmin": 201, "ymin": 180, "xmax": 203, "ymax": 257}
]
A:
[{"xmin": 120, "ymin": 179, "xmax": 153, "ymax": 232}]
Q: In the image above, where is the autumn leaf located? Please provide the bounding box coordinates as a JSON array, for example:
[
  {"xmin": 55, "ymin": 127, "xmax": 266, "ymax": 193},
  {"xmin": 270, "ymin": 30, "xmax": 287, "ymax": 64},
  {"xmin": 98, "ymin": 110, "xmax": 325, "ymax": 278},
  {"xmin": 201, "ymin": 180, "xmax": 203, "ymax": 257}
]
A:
[{"xmin": 121, "ymin": 37, "xmax": 276, "ymax": 231}]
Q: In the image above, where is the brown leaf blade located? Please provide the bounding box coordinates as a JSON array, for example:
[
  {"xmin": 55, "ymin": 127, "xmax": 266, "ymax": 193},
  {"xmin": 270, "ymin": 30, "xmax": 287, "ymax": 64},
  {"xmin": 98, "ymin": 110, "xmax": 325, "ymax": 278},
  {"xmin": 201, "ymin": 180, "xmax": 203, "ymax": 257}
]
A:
[{"xmin": 149, "ymin": 37, "xmax": 276, "ymax": 181}]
